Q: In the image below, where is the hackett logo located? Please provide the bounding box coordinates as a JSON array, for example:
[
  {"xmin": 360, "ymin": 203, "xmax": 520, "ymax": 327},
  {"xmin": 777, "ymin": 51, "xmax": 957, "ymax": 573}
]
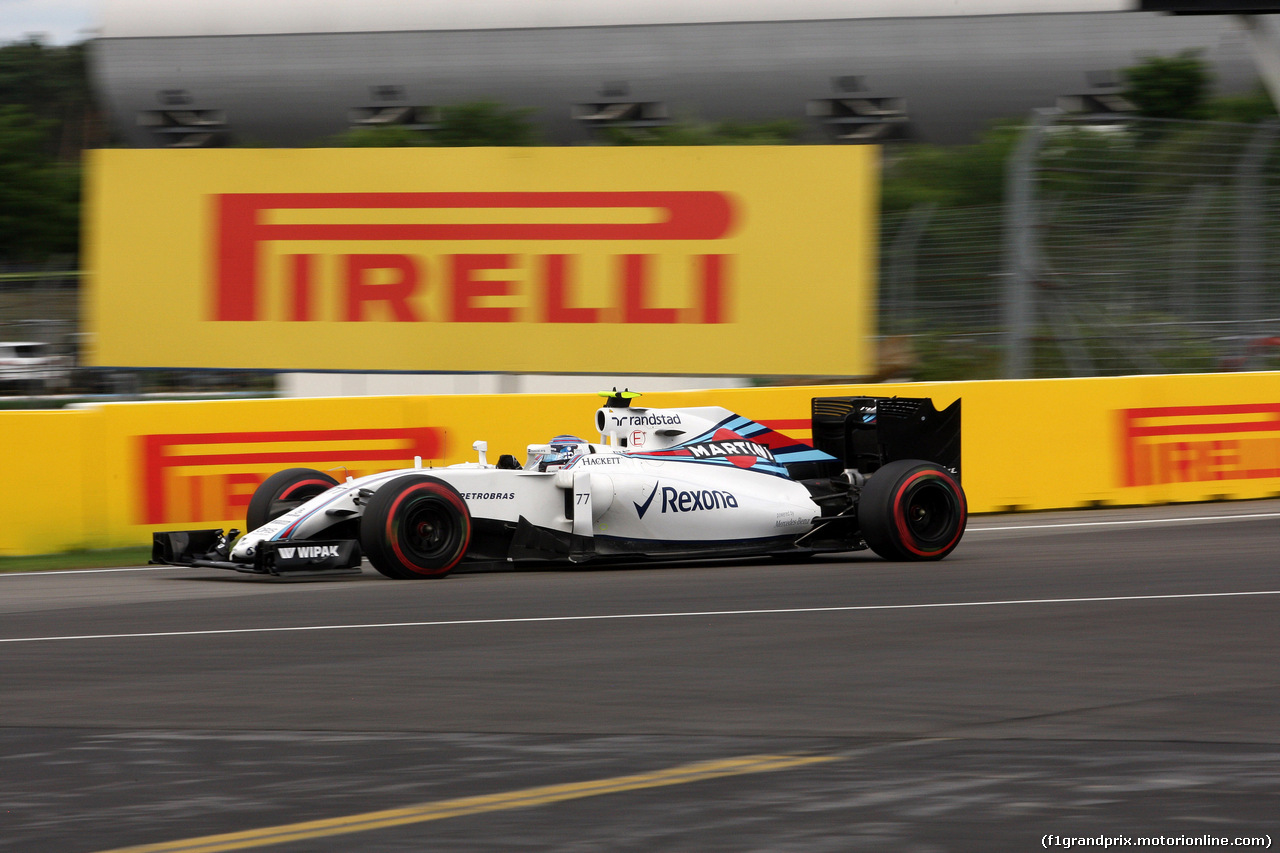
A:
[{"xmin": 213, "ymin": 191, "xmax": 737, "ymax": 324}]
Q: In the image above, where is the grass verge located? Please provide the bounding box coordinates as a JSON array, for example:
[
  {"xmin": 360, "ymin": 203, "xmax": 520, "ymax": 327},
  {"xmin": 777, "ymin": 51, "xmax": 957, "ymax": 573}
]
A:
[{"xmin": 0, "ymin": 547, "xmax": 153, "ymax": 574}]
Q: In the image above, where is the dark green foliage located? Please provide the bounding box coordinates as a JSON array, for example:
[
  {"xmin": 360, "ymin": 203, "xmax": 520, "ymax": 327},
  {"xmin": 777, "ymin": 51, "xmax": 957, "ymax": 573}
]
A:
[
  {"xmin": 431, "ymin": 101, "xmax": 540, "ymax": 147},
  {"xmin": 0, "ymin": 105, "xmax": 80, "ymax": 261},
  {"xmin": 327, "ymin": 102, "xmax": 540, "ymax": 147},
  {"xmin": 880, "ymin": 122, "xmax": 1022, "ymax": 212},
  {"xmin": 601, "ymin": 119, "xmax": 803, "ymax": 146},
  {"xmin": 1208, "ymin": 86, "xmax": 1278, "ymax": 124},
  {"xmin": 0, "ymin": 38, "xmax": 92, "ymax": 263},
  {"xmin": 333, "ymin": 125, "xmax": 428, "ymax": 148},
  {"xmin": 330, "ymin": 112, "xmax": 800, "ymax": 148},
  {"xmin": 0, "ymin": 38, "xmax": 93, "ymax": 159},
  {"xmin": 1122, "ymin": 50, "xmax": 1212, "ymax": 121},
  {"xmin": 907, "ymin": 333, "xmax": 1005, "ymax": 382}
]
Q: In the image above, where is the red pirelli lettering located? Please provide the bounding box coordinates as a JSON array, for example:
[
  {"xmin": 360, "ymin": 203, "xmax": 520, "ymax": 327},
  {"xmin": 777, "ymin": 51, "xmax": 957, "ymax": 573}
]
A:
[
  {"xmin": 622, "ymin": 255, "xmax": 678, "ymax": 324},
  {"xmin": 141, "ymin": 427, "xmax": 444, "ymax": 525},
  {"xmin": 543, "ymin": 255, "xmax": 598, "ymax": 324},
  {"xmin": 345, "ymin": 255, "xmax": 422, "ymax": 322},
  {"xmin": 452, "ymin": 254, "xmax": 516, "ymax": 323},
  {"xmin": 215, "ymin": 191, "xmax": 736, "ymax": 322},
  {"xmin": 1118, "ymin": 404, "xmax": 1280, "ymax": 488}
]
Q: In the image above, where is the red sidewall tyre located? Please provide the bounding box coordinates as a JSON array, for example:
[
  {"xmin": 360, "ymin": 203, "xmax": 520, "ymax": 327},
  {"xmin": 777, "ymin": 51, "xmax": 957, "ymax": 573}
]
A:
[
  {"xmin": 246, "ymin": 468, "xmax": 340, "ymax": 532},
  {"xmin": 858, "ymin": 459, "xmax": 967, "ymax": 561},
  {"xmin": 361, "ymin": 475, "xmax": 471, "ymax": 579}
]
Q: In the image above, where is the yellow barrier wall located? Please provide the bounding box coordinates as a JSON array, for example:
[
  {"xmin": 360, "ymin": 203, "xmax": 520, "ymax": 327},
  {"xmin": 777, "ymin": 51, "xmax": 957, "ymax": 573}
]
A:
[{"xmin": 2, "ymin": 373, "xmax": 1277, "ymax": 556}]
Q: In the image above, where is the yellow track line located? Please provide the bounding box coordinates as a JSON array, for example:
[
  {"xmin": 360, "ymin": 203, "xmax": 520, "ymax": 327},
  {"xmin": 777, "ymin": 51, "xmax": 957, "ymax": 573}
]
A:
[{"xmin": 94, "ymin": 752, "xmax": 839, "ymax": 853}]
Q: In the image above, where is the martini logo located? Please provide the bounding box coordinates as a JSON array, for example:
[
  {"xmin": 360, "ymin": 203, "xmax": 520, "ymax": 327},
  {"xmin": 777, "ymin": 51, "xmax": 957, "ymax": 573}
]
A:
[
  {"xmin": 213, "ymin": 191, "xmax": 736, "ymax": 325},
  {"xmin": 1118, "ymin": 404, "xmax": 1280, "ymax": 487},
  {"xmin": 687, "ymin": 429, "xmax": 776, "ymax": 468}
]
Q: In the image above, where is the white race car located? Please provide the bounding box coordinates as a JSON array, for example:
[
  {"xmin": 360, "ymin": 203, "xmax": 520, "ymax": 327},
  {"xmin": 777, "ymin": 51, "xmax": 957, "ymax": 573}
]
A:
[{"xmin": 152, "ymin": 391, "xmax": 966, "ymax": 578}]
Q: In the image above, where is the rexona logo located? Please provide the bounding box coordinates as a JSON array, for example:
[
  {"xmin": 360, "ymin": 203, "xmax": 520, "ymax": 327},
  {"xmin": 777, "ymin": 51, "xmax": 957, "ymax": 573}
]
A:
[
  {"xmin": 634, "ymin": 482, "xmax": 740, "ymax": 519},
  {"xmin": 1118, "ymin": 404, "xmax": 1280, "ymax": 487},
  {"xmin": 140, "ymin": 427, "xmax": 443, "ymax": 525},
  {"xmin": 277, "ymin": 545, "xmax": 341, "ymax": 560},
  {"xmin": 213, "ymin": 191, "xmax": 736, "ymax": 325}
]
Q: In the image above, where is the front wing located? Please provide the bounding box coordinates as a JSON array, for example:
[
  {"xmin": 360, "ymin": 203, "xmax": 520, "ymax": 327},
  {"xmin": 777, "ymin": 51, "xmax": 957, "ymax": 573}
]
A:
[{"xmin": 151, "ymin": 529, "xmax": 363, "ymax": 577}]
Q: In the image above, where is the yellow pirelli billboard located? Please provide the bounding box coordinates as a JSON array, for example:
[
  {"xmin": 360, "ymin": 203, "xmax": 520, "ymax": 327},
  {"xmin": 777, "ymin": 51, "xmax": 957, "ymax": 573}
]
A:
[{"xmin": 84, "ymin": 147, "xmax": 878, "ymax": 376}]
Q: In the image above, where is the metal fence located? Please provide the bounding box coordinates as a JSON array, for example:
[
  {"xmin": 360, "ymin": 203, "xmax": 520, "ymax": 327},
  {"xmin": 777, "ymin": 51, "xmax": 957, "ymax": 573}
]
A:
[
  {"xmin": 885, "ymin": 112, "xmax": 1280, "ymax": 380},
  {"xmin": 7, "ymin": 117, "xmax": 1280, "ymax": 391},
  {"xmin": 0, "ymin": 265, "xmax": 274, "ymax": 399}
]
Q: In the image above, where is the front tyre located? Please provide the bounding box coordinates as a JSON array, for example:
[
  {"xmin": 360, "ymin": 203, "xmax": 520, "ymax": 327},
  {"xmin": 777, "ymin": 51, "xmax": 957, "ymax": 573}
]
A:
[
  {"xmin": 361, "ymin": 475, "xmax": 471, "ymax": 579},
  {"xmin": 858, "ymin": 459, "xmax": 966, "ymax": 561},
  {"xmin": 246, "ymin": 468, "xmax": 340, "ymax": 531}
]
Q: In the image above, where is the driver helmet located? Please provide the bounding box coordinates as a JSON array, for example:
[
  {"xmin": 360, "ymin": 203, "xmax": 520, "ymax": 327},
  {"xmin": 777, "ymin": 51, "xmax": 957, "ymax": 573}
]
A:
[{"xmin": 538, "ymin": 435, "xmax": 588, "ymax": 472}]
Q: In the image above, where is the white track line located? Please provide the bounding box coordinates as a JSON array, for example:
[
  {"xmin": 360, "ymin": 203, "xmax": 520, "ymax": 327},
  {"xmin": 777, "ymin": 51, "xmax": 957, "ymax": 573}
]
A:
[
  {"xmin": 3, "ymin": 589, "xmax": 1278, "ymax": 645},
  {"xmin": 0, "ymin": 565, "xmax": 181, "ymax": 577}
]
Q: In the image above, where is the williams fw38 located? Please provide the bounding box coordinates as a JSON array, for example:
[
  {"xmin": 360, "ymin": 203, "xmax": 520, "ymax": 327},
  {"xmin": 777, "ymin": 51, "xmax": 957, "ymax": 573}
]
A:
[{"xmin": 152, "ymin": 392, "xmax": 966, "ymax": 578}]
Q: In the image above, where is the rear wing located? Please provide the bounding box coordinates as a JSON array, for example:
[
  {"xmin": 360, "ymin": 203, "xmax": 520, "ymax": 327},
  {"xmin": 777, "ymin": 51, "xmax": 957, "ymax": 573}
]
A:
[{"xmin": 809, "ymin": 396, "xmax": 961, "ymax": 480}]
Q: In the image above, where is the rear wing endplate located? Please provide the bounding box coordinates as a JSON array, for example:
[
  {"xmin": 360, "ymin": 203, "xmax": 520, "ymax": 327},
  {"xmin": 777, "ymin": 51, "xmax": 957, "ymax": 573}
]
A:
[{"xmin": 810, "ymin": 396, "xmax": 961, "ymax": 480}]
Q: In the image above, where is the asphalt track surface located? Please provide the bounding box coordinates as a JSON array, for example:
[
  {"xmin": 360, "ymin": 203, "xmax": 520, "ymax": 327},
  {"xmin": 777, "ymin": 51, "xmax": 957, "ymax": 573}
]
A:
[{"xmin": 2, "ymin": 501, "xmax": 1278, "ymax": 852}]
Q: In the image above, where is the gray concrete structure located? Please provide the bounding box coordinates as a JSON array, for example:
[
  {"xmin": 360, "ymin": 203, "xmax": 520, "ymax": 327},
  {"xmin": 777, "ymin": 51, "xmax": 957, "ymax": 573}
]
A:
[{"xmin": 90, "ymin": 0, "xmax": 1261, "ymax": 147}]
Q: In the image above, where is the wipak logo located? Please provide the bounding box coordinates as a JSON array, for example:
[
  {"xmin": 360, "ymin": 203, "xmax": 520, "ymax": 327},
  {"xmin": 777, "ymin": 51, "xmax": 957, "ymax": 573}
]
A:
[{"xmin": 277, "ymin": 545, "xmax": 341, "ymax": 560}]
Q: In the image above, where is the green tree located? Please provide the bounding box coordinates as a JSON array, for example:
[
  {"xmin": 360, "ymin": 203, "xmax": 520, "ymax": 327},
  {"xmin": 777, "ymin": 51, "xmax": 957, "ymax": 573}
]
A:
[
  {"xmin": 431, "ymin": 101, "xmax": 539, "ymax": 146},
  {"xmin": 334, "ymin": 124, "xmax": 426, "ymax": 148},
  {"xmin": 1122, "ymin": 50, "xmax": 1212, "ymax": 122},
  {"xmin": 0, "ymin": 38, "xmax": 95, "ymax": 159},
  {"xmin": 0, "ymin": 105, "xmax": 80, "ymax": 261},
  {"xmin": 1208, "ymin": 85, "xmax": 1278, "ymax": 124},
  {"xmin": 601, "ymin": 118, "xmax": 802, "ymax": 146},
  {"xmin": 880, "ymin": 121, "xmax": 1022, "ymax": 212}
]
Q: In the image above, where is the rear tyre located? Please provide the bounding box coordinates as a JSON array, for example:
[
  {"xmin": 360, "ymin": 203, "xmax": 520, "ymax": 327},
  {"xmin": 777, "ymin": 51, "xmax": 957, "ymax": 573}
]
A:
[
  {"xmin": 246, "ymin": 468, "xmax": 340, "ymax": 531},
  {"xmin": 858, "ymin": 459, "xmax": 966, "ymax": 561},
  {"xmin": 361, "ymin": 475, "xmax": 471, "ymax": 579}
]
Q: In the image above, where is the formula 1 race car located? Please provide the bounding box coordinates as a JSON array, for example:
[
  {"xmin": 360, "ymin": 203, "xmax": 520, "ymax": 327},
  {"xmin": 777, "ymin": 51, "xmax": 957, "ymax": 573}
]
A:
[{"xmin": 152, "ymin": 391, "xmax": 965, "ymax": 578}]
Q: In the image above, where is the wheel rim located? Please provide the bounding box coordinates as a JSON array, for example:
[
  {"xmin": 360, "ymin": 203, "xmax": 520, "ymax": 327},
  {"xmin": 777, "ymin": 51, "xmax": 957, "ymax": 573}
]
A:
[
  {"xmin": 894, "ymin": 472, "xmax": 964, "ymax": 556},
  {"xmin": 904, "ymin": 481, "xmax": 955, "ymax": 544},
  {"xmin": 403, "ymin": 502, "xmax": 457, "ymax": 560},
  {"xmin": 390, "ymin": 491, "xmax": 467, "ymax": 572}
]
